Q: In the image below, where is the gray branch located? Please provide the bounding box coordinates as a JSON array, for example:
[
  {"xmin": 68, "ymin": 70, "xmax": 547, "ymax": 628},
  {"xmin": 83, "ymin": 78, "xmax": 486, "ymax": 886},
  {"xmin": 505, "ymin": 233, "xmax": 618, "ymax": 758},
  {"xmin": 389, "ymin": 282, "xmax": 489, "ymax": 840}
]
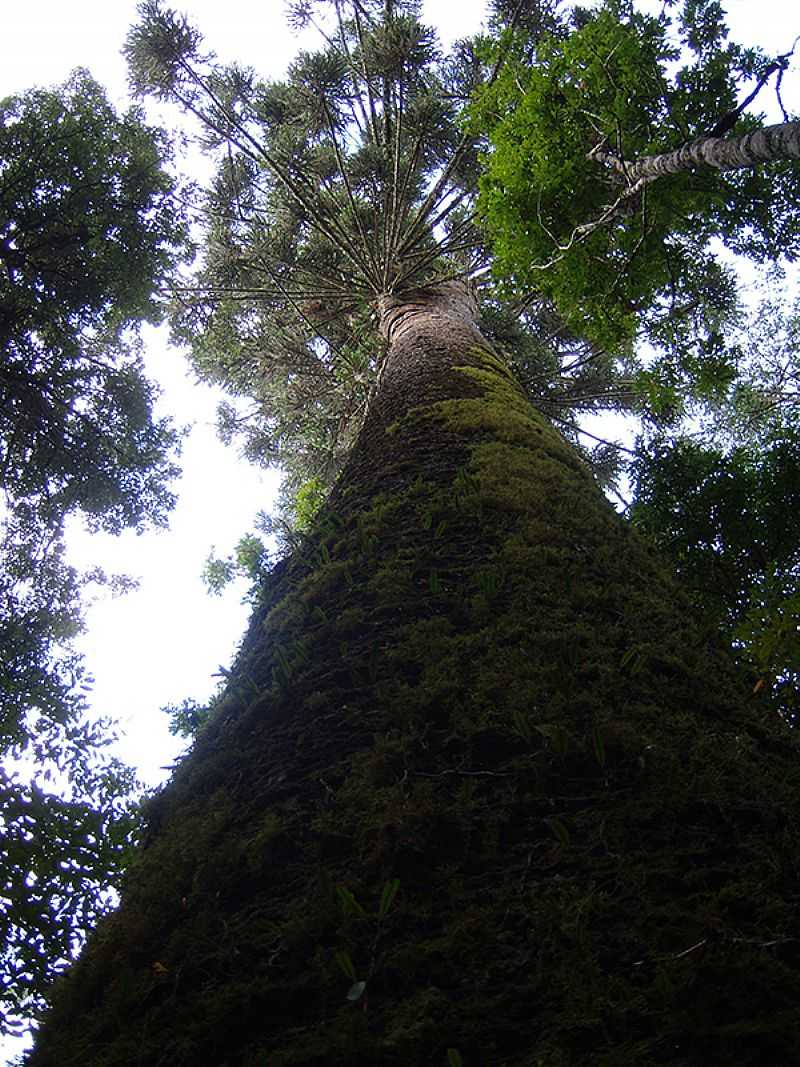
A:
[{"xmin": 593, "ymin": 121, "xmax": 800, "ymax": 182}]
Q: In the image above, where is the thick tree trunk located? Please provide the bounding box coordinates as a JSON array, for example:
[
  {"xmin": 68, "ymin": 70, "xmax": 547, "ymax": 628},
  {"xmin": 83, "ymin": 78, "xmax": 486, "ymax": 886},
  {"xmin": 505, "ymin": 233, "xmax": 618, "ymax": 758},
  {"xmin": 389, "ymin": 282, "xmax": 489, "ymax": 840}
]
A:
[{"xmin": 30, "ymin": 285, "xmax": 800, "ymax": 1066}]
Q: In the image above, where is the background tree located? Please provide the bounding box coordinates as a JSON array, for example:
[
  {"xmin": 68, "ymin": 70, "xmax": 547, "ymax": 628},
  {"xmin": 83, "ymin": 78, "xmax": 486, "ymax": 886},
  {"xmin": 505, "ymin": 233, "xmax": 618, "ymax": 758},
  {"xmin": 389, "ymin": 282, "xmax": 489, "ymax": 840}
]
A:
[
  {"xmin": 629, "ymin": 282, "xmax": 800, "ymax": 721},
  {"xmin": 631, "ymin": 428, "xmax": 800, "ymax": 716},
  {"xmin": 26, "ymin": 2, "xmax": 800, "ymax": 1064},
  {"xmin": 0, "ymin": 69, "xmax": 187, "ymax": 1033},
  {"xmin": 473, "ymin": 0, "xmax": 800, "ymax": 353}
]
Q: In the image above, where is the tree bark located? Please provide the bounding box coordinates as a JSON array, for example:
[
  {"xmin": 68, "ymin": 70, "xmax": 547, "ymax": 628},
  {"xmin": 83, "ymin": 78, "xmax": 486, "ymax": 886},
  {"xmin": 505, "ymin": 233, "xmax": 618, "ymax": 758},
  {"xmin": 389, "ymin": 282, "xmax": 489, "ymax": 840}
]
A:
[
  {"xmin": 29, "ymin": 284, "xmax": 800, "ymax": 1067},
  {"xmin": 592, "ymin": 120, "xmax": 800, "ymax": 182}
]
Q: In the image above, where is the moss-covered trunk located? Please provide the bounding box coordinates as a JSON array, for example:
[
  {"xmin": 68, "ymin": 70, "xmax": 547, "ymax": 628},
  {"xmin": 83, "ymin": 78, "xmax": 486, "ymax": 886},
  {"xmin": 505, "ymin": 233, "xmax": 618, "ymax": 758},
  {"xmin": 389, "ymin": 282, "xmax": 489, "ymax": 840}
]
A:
[{"xmin": 30, "ymin": 285, "xmax": 800, "ymax": 1066}]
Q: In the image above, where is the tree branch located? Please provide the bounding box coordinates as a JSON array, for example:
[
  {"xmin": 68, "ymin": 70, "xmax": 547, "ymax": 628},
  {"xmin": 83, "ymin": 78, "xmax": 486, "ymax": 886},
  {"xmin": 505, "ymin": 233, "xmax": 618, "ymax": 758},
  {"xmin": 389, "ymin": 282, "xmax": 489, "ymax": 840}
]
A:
[{"xmin": 592, "ymin": 121, "xmax": 800, "ymax": 182}]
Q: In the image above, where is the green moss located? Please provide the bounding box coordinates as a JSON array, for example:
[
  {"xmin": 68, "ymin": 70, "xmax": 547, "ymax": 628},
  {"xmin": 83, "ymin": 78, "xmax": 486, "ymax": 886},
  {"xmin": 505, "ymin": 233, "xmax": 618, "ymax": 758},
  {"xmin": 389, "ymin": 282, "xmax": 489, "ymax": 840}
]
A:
[{"xmin": 31, "ymin": 332, "xmax": 800, "ymax": 1067}]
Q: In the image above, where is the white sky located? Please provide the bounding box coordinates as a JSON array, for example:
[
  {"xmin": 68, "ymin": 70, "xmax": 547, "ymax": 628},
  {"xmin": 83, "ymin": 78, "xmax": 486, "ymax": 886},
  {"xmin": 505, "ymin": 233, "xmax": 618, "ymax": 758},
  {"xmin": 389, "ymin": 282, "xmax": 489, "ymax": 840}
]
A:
[{"xmin": 0, "ymin": 0, "xmax": 798, "ymax": 1059}]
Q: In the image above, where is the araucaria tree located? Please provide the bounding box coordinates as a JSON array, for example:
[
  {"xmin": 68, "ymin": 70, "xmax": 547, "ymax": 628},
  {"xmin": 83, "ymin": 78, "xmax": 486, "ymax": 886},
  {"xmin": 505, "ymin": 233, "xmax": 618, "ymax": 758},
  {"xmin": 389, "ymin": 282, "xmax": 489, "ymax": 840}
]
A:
[{"xmin": 29, "ymin": 2, "xmax": 800, "ymax": 1064}]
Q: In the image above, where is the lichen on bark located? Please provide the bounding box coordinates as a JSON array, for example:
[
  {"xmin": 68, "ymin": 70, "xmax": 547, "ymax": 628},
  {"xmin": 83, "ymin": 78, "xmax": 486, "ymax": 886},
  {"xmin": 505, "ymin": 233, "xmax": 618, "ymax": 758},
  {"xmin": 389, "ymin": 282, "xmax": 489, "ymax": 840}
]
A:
[{"xmin": 29, "ymin": 286, "xmax": 800, "ymax": 1067}]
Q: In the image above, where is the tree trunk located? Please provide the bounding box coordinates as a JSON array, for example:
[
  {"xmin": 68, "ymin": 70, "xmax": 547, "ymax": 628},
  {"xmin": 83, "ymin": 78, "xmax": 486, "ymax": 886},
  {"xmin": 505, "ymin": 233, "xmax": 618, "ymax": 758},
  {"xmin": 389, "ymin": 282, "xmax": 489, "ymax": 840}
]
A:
[{"xmin": 29, "ymin": 284, "xmax": 800, "ymax": 1066}]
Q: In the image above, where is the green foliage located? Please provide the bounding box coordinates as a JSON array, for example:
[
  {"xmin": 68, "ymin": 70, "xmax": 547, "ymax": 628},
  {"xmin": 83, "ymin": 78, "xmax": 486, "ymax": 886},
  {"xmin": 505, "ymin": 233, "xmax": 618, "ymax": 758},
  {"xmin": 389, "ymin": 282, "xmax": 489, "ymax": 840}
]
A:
[
  {"xmin": 161, "ymin": 698, "xmax": 212, "ymax": 740},
  {"xmin": 736, "ymin": 576, "xmax": 800, "ymax": 709},
  {"xmin": 200, "ymin": 554, "xmax": 238, "ymax": 598},
  {"xmin": 0, "ymin": 69, "xmax": 186, "ymax": 1034},
  {"xmin": 631, "ymin": 429, "xmax": 800, "ymax": 719},
  {"xmin": 474, "ymin": 0, "xmax": 800, "ymax": 351},
  {"xmin": 294, "ymin": 476, "xmax": 328, "ymax": 531},
  {"xmin": 0, "ymin": 69, "xmax": 186, "ymax": 735},
  {"xmin": 202, "ymin": 533, "xmax": 269, "ymax": 600},
  {"xmin": 0, "ymin": 722, "xmax": 142, "ymax": 1037},
  {"xmin": 0, "ymin": 68, "xmax": 184, "ymax": 345}
]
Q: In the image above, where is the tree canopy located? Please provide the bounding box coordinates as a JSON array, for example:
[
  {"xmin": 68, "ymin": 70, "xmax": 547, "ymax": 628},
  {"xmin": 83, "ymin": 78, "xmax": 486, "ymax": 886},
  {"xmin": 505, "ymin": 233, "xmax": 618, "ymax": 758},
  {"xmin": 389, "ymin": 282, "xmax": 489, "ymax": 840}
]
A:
[
  {"xmin": 473, "ymin": 0, "xmax": 800, "ymax": 353},
  {"xmin": 629, "ymin": 279, "xmax": 800, "ymax": 718},
  {"xmin": 631, "ymin": 428, "xmax": 800, "ymax": 716},
  {"xmin": 121, "ymin": 1, "xmax": 799, "ymax": 507},
  {"xmin": 126, "ymin": 0, "xmax": 640, "ymax": 517},
  {"xmin": 0, "ymin": 69, "xmax": 187, "ymax": 1033}
]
